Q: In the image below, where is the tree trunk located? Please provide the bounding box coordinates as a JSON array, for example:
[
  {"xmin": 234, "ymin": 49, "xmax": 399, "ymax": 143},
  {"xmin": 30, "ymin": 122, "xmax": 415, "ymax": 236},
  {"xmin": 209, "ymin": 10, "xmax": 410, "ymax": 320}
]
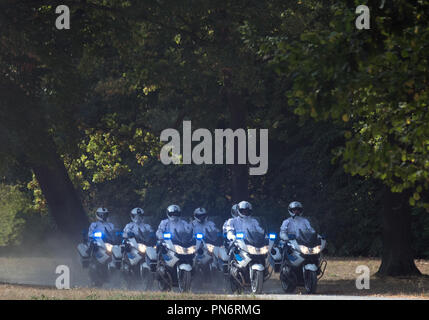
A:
[
  {"xmin": 377, "ymin": 187, "xmax": 421, "ymax": 277},
  {"xmin": 223, "ymin": 75, "xmax": 249, "ymax": 203},
  {"xmin": 31, "ymin": 146, "xmax": 89, "ymax": 239}
]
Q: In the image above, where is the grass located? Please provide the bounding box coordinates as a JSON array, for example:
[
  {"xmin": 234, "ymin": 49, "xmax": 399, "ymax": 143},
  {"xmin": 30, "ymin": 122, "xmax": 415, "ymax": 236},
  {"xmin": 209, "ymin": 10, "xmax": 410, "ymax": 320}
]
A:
[
  {"xmin": 1, "ymin": 284, "xmax": 246, "ymax": 300},
  {"xmin": 309, "ymin": 257, "xmax": 429, "ymax": 298}
]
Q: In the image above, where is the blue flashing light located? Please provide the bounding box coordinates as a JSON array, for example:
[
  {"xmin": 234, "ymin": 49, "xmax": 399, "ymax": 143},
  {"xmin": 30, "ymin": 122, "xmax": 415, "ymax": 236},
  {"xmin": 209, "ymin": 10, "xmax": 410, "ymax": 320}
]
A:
[
  {"xmin": 163, "ymin": 232, "xmax": 172, "ymax": 240},
  {"xmin": 236, "ymin": 232, "xmax": 244, "ymax": 239},
  {"xmin": 93, "ymin": 232, "xmax": 103, "ymax": 238},
  {"xmin": 269, "ymin": 233, "xmax": 276, "ymax": 240},
  {"xmin": 196, "ymin": 233, "xmax": 204, "ymax": 240}
]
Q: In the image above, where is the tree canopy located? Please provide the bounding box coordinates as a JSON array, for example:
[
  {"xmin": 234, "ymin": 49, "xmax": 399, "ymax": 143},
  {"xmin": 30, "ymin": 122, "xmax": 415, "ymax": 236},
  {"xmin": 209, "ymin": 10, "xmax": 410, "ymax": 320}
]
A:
[{"xmin": 0, "ymin": 0, "xmax": 428, "ymax": 275}]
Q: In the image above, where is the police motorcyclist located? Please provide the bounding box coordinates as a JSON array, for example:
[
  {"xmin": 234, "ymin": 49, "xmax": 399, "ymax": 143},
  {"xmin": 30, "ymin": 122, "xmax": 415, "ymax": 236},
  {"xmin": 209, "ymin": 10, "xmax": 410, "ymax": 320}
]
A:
[
  {"xmin": 123, "ymin": 207, "xmax": 153, "ymax": 240},
  {"xmin": 225, "ymin": 201, "xmax": 264, "ymax": 242},
  {"xmin": 156, "ymin": 204, "xmax": 193, "ymax": 240},
  {"xmin": 87, "ymin": 207, "xmax": 115, "ymax": 241},
  {"xmin": 279, "ymin": 201, "xmax": 315, "ymax": 241},
  {"xmin": 192, "ymin": 207, "xmax": 222, "ymax": 270},
  {"xmin": 192, "ymin": 207, "xmax": 219, "ymax": 235},
  {"xmin": 79, "ymin": 207, "xmax": 116, "ymax": 267}
]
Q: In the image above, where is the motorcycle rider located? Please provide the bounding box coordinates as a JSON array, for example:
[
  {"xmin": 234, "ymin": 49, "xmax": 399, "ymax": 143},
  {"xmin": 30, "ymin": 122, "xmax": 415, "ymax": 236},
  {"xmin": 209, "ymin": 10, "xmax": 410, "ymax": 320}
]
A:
[
  {"xmin": 192, "ymin": 207, "xmax": 222, "ymax": 271},
  {"xmin": 123, "ymin": 207, "xmax": 153, "ymax": 239},
  {"xmin": 192, "ymin": 207, "xmax": 219, "ymax": 235},
  {"xmin": 279, "ymin": 201, "xmax": 315, "ymax": 241},
  {"xmin": 88, "ymin": 207, "xmax": 115, "ymax": 240},
  {"xmin": 78, "ymin": 207, "xmax": 116, "ymax": 269},
  {"xmin": 225, "ymin": 201, "xmax": 269, "ymax": 282},
  {"xmin": 225, "ymin": 201, "xmax": 264, "ymax": 242},
  {"xmin": 156, "ymin": 204, "xmax": 193, "ymax": 241}
]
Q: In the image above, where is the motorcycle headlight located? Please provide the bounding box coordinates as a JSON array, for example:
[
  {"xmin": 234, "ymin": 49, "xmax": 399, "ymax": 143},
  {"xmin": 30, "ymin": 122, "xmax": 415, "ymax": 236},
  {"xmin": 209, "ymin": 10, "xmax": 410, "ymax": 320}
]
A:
[
  {"xmin": 206, "ymin": 244, "xmax": 215, "ymax": 254},
  {"xmin": 247, "ymin": 245, "xmax": 269, "ymax": 255},
  {"xmin": 260, "ymin": 245, "xmax": 269, "ymax": 255},
  {"xmin": 299, "ymin": 245, "xmax": 310, "ymax": 255},
  {"xmin": 174, "ymin": 245, "xmax": 196, "ymax": 255},
  {"xmin": 138, "ymin": 243, "xmax": 147, "ymax": 254},
  {"xmin": 105, "ymin": 243, "xmax": 113, "ymax": 254},
  {"xmin": 174, "ymin": 245, "xmax": 185, "ymax": 254},
  {"xmin": 312, "ymin": 245, "xmax": 321, "ymax": 254},
  {"xmin": 187, "ymin": 245, "xmax": 196, "ymax": 254}
]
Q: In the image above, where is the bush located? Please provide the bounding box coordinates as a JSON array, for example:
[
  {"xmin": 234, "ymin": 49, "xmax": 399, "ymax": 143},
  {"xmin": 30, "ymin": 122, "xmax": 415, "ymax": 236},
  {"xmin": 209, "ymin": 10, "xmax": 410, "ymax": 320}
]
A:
[
  {"xmin": 0, "ymin": 183, "xmax": 52, "ymax": 247},
  {"xmin": 0, "ymin": 184, "xmax": 29, "ymax": 246}
]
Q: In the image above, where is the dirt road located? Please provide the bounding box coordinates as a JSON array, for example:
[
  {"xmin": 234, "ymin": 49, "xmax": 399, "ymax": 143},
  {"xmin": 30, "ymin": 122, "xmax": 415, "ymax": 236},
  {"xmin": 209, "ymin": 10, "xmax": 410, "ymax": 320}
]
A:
[{"xmin": 0, "ymin": 254, "xmax": 428, "ymax": 299}]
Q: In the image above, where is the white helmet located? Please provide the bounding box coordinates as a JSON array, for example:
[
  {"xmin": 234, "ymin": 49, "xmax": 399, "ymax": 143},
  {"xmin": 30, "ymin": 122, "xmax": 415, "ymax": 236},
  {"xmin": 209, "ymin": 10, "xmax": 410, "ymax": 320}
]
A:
[
  {"xmin": 131, "ymin": 207, "xmax": 144, "ymax": 223},
  {"xmin": 288, "ymin": 201, "xmax": 303, "ymax": 217},
  {"xmin": 193, "ymin": 207, "xmax": 208, "ymax": 223},
  {"xmin": 96, "ymin": 207, "xmax": 109, "ymax": 221},
  {"xmin": 237, "ymin": 201, "xmax": 252, "ymax": 218},
  {"xmin": 166, "ymin": 204, "xmax": 181, "ymax": 221}
]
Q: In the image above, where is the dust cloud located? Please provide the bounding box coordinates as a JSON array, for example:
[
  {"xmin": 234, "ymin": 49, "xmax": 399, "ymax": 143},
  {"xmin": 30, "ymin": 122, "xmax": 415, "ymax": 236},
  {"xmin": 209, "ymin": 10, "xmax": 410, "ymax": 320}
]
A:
[{"xmin": 0, "ymin": 233, "xmax": 281, "ymax": 294}]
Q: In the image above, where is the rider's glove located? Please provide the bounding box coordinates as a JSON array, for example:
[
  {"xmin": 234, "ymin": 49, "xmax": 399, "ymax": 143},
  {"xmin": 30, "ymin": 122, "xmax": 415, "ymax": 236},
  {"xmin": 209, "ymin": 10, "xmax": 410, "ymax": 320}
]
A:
[
  {"xmin": 156, "ymin": 240, "xmax": 163, "ymax": 254},
  {"xmin": 226, "ymin": 231, "xmax": 236, "ymax": 242}
]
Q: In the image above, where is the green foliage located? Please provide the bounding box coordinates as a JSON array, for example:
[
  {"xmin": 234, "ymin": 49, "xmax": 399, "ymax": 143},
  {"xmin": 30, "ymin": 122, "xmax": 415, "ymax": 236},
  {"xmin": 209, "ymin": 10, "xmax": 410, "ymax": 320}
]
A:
[
  {"xmin": 0, "ymin": 184, "xmax": 45, "ymax": 246},
  {"xmin": 265, "ymin": 1, "xmax": 429, "ymax": 209},
  {"xmin": 0, "ymin": 184, "xmax": 27, "ymax": 245}
]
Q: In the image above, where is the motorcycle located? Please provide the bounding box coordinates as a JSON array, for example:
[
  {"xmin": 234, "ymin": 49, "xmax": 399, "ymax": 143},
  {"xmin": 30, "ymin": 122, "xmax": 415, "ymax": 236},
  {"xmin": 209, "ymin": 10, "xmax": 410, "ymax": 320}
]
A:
[
  {"xmin": 77, "ymin": 228, "xmax": 122, "ymax": 287},
  {"xmin": 279, "ymin": 230, "xmax": 327, "ymax": 294},
  {"xmin": 267, "ymin": 232, "xmax": 282, "ymax": 273},
  {"xmin": 229, "ymin": 228, "xmax": 270, "ymax": 294},
  {"xmin": 121, "ymin": 228, "xmax": 158, "ymax": 290},
  {"xmin": 194, "ymin": 229, "xmax": 229, "ymax": 284},
  {"xmin": 156, "ymin": 228, "xmax": 196, "ymax": 292}
]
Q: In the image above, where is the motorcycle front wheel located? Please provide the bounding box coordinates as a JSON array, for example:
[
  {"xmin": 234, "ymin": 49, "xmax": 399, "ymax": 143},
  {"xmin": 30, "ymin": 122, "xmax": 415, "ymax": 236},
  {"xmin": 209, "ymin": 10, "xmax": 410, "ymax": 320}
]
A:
[
  {"xmin": 178, "ymin": 269, "xmax": 192, "ymax": 293},
  {"xmin": 156, "ymin": 265, "xmax": 172, "ymax": 292},
  {"xmin": 250, "ymin": 270, "xmax": 264, "ymax": 294},
  {"xmin": 140, "ymin": 265, "xmax": 154, "ymax": 290},
  {"xmin": 303, "ymin": 270, "xmax": 318, "ymax": 294},
  {"xmin": 89, "ymin": 262, "xmax": 107, "ymax": 287},
  {"xmin": 157, "ymin": 275, "xmax": 172, "ymax": 292},
  {"xmin": 280, "ymin": 267, "xmax": 297, "ymax": 293},
  {"xmin": 229, "ymin": 275, "xmax": 243, "ymax": 294}
]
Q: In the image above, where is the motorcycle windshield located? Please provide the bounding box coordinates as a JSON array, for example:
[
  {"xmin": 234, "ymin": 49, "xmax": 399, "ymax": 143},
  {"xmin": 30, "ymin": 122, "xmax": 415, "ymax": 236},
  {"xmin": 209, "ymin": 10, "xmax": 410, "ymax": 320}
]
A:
[
  {"xmin": 171, "ymin": 228, "xmax": 195, "ymax": 247},
  {"xmin": 204, "ymin": 228, "xmax": 223, "ymax": 246},
  {"xmin": 242, "ymin": 229, "xmax": 266, "ymax": 247},
  {"xmin": 94, "ymin": 228, "xmax": 121, "ymax": 244},
  {"xmin": 135, "ymin": 228, "xmax": 157, "ymax": 246},
  {"xmin": 296, "ymin": 230, "xmax": 320, "ymax": 247}
]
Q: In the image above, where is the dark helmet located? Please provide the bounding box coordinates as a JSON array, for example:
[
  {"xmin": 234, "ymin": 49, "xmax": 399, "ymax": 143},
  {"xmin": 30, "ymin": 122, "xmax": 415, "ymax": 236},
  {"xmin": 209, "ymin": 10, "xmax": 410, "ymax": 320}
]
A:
[
  {"xmin": 288, "ymin": 201, "xmax": 303, "ymax": 217},
  {"xmin": 237, "ymin": 201, "xmax": 252, "ymax": 218},
  {"xmin": 131, "ymin": 207, "xmax": 144, "ymax": 223},
  {"xmin": 193, "ymin": 207, "xmax": 208, "ymax": 223},
  {"xmin": 166, "ymin": 204, "xmax": 181, "ymax": 221},
  {"xmin": 96, "ymin": 207, "xmax": 109, "ymax": 221},
  {"xmin": 231, "ymin": 204, "xmax": 238, "ymax": 218}
]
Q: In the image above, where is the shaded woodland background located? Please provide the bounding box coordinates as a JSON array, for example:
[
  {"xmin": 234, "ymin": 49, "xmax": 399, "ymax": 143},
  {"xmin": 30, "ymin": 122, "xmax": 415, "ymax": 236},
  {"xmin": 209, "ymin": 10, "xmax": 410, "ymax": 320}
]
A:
[{"xmin": 0, "ymin": 0, "xmax": 428, "ymax": 276}]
